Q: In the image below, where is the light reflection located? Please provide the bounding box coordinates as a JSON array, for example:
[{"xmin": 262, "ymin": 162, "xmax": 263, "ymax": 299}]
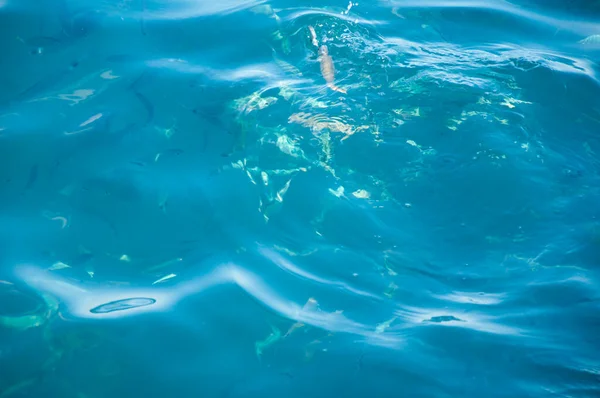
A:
[
  {"xmin": 89, "ymin": 297, "xmax": 156, "ymax": 314},
  {"xmin": 388, "ymin": 0, "xmax": 600, "ymax": 36},
  {"xmin": 145, "ymin": 59, "xmax": 279, "ymax": 82},
  {"xmin": 398, "ymin": 305, "xmax": 525, "ymax": 336},
  {"xmin": 13, "ymin": 263, "xmax": 403, "ymax": 348},
  {"xmin": 136, "ymin": 0, "xmax": 265, "ymax": 20},
  {"xmin": 257, "ymin": 246, "xmax": 382, "ymax": 300},
  {"xmin": 433, "ymin": 291, "xmax": 506, "ymax": 305}
]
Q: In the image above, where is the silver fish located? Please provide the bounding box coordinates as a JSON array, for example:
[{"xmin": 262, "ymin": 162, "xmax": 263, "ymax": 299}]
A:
[
  {"xmin": 308, "ymin": 25, "xmax": 319, "ymax": 49},
  {"xmin": 319, "ymin": 45, "xmax": 347, "ymax": 94}
]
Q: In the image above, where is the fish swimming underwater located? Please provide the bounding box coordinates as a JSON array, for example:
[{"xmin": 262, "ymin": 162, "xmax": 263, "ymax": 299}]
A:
[
  {"xmin": 308, "ymin": 25, "xmax": 347, "ymax": 94},
  {"xmin": 319, "ymin": 45, "xmax": 347, "ymax": 94}
]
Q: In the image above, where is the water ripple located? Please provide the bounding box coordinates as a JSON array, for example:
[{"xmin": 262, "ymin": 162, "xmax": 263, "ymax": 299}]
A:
[{"xmin": 1, "ymin": 0, "xmax": 599, "ymax": 396}]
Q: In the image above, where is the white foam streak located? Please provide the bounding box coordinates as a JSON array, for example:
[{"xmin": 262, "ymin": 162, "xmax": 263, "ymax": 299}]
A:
[
  {"xmin": 386, "ymin": 39, "xmax": 598, "ymax": 82},
  {"xmin": 258, "ymin": 247, "xmax": 381, "ymax": 300},
  {"xmin": 14, "ymin": 263, "xmax": 400, "ymax": 347},
  {"xmin": 433, "ymin": 291, "xmax": 506, "ymax": 305},
  {"xmin": 139, "ymin": 0, "xmax": 266, "ymax": 20},
  {"xmin": 146, "ymin": 58, "xmax": 278, "ymax": 82},
  {"xmin": 399, "ymin": 305, "xmax": 524, "ymax": 336},
  {"xmin": 282, "ymin": 8, "xmax": 388, "ymax": 26},
  {"xmin": 386, "ymin": 0, "xmax": 600, "ymax": 35}
]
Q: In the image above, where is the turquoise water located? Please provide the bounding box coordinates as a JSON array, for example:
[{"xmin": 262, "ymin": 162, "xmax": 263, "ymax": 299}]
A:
[{"xmin": 1, "ymin": 0, "xmax": 600, "ymax": 396}]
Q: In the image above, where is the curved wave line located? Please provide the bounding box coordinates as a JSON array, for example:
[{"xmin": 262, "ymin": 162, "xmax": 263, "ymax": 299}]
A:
[{"xmin": 13, "ymin": 263, "xmax": 401, "ymax": 347}]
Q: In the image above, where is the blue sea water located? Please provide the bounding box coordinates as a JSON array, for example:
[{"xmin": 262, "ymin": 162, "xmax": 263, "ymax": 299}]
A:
[{"xmin": 1, "ymin": 0, "xmax": 600, "ymax": 396}]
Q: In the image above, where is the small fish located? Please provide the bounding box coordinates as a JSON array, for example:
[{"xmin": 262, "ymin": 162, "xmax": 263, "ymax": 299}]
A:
[
  {"xmin": 283, "ymin": 321, "xmax": 305, "ymax": 338},
  {"xmin": 48, "ymin": 261, "xmax": 71, "ymax": 271},
  {"xmin": 319, "ymin": 45, "xmax": 347, "ymax": 94},
  {"xmin": 275, "ymin": 179, "xmax": 291, "ymax": 202},
  {"xmin": 158, "ymin": 190, "xmax": 168, "ymax": 213},
  {"xmin": 79, "ymin": 113, "xmax": 103, "ymax": 127},
  {"xmin": 375, "ymin": 316, "xmax": 397, "ymax": 334},
  {"xmin": 152, "ymin": 273, "xmax": 176, "ymax": 285},
  {"xmin": 284, "ymin": 297, "xmax": 318, "ymax": 338},
  {"xmin": 261, "ymin": 171, "xmax": 269, "ymax": 186},
  {"xmin": 391, "ymin": 7, "xmax": 405, "ymax": 19},
  {"xmin": 133, "ymin": 90, "xmax": 154, "ymax": 126},
  {"xmin": 255, "ymin": 325, "xmax": 281, "ymax": 358},
  {"xmin": 24, "ymin": 165, "xmax": 38, "ymax": 190},
  {"xmin": 308, "ymin": 25, "xmax": 319, "ymax": 49},
  {"xmin": 140, "ymin": 0, "xmax": 147, "ymax": 36},
  {"xmin": 280, "ymin": 371, "xmax": 294, "ymax": 379}
]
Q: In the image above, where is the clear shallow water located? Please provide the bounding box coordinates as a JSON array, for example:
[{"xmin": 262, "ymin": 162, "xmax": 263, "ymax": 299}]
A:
[{"xmin": 1, "ymin": 0, "xmax": 599, "ymax": 396}]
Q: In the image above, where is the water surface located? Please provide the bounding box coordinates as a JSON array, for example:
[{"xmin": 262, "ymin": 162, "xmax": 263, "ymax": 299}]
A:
[{"xmin": 1, "ymin": 0, "xmax": 599, "ymax": 397}]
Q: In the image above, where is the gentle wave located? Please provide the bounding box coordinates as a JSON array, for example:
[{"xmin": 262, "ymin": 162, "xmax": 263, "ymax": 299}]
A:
[
  {"xmin": 388, "ymin": 0, "xmax": 600, "ymax": 35},
  {"xmin": 1, "ymin": 0, "xmax": 599, "ymax": 396},
  {"xmin": 12, "ymin": 263, "xmax": 403, "ymax": 347}
]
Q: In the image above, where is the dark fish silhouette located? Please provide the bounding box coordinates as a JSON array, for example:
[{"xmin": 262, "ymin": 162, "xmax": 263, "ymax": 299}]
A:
[{"xmin": 24, "ymin": 165, "xmax": 38, "ymax": 191}]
